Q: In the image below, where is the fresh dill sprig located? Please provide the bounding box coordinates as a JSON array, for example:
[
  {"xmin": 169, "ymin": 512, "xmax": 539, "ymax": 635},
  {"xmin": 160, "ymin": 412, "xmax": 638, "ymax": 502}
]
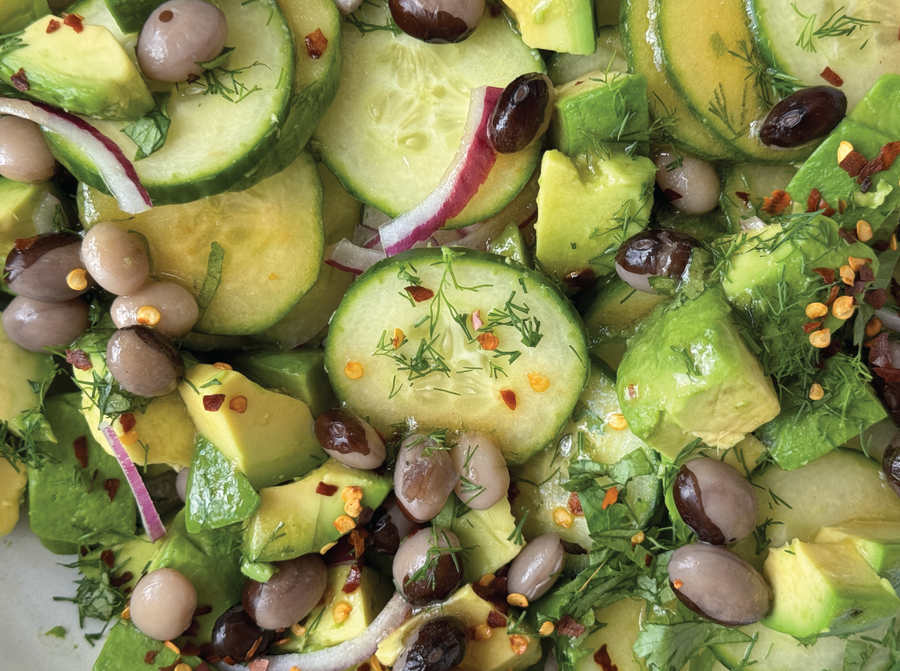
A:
[
  {"xmin": 727, "ymin": 40, "xmax": 801, "ymax": 107},
  {"xmin": 193, "ymin": 61, "xmax": 268, "ymax": 103},
  {"xmin": 707, "ymin": 83, "xmax": 743, "ymax": 140},
  {"xmin": 405, "ymin": 527, "xmax": 473, "ymax": 588},
  {"xmin": 507, "ymin": 506, "xmax": 530, "ymax": 545},
  {"xmin": 792, "ymin": 4, "xmax": 879, "ymax": 53},
  {"xmin": 344, "ymin": 0, "xmax": 401, "ymax": 36},
  {"xmin": 54, "ymin": 554, "xmax": 129, "ymax": 645},
  {"xmin": 483, "ymin": 291, "xmax": 544, "ymax": 348}
]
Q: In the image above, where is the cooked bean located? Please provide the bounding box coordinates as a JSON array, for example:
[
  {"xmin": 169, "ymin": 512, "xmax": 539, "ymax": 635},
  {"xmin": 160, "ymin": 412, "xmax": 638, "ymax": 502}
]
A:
[
  {"xmin": 394, "ymin": 434, "xmax": 458, "ymax": 522},
  {"xmin": 130, "ymin": 568, "xmax": 197, "ymax": 641},
  {"xmin": 393, "ymin": 527, "xmax": 462, "ymax": 606},
  {"xmin": 1, "ymin": 295, "xmax": 89, "ymax": 352},
  {"xmin": 369, "ymin": 494, "xmax": 423, "ymax": 554},
  {"xmin": 488, "ymin": 73, "xmax": 555, "ymax": 154},
  {"xmin": 654, "ymin": 152, "xmax": 720, "ymax": 215},
  {"xmin": 211, "ymin": 606, "xmax": 276, "ymax": 663},
  {"xmin": 394, "ymin": 617, "xmax": 467, "ymax": 671},
  {"xmin": 106, "ymin": 325, "xmax": 184, "ymax": 397},
  {"xmin": 760, "ymin": 87, "xmax": 846, "ymax": 149},
  {"xmin": 5, "ymin": 233, "xmax": 91, "ymax": 302},
  {"xmin": 506, "ymin": 532, "xmax": 564, "ymax": 601},
  {"xmin": 673, "ymin": 457, "xmax": 758, "ymax": 544},
  {"xmin": 111, "ymin": 282, "xmax": 199, "ymax": 339},
  {"xmin": 450, "ymin": 432, "xmax": 509, "ymax": 510},
  {"xmin": 137, "ymin": 0, "xmax": 228, "ymax": 82},
  {"xmin": 614, "ymin": 229, "xmax": 697, "ymax": 294},
  {"xmin": 81, "ymin": 223, "xmax": 150, "ymax": 296},
  {"xmin": 668, "ymin": 543, "xmax": 772, "ymax": 626},
  {"xmin": 242, "ymin": 554, "xmax": 327, "ymax": 630},
  {"xmin": 314, "ymin": 409, "xmax": 386, "ymax": 470},
  {"xmin": 388, "ymin": 0, "xmax": 484, "ymax": 44},
  {"xmin": 0, "ymin": 116, "xmax": 57, "ymax": 183}
]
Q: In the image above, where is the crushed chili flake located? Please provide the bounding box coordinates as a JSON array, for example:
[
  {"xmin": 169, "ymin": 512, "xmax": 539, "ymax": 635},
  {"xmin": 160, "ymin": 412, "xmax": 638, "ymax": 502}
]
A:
[
  {"xmin": 859, "ymin": 265, "xmax": 876, "ymax": 283},
  {"xmin": 404, "ymin": 285, "xmax": 434, "ymax": 302},
  {"xmin": 342, "ymin": 560, "xmax": 362, "ymax": 594},
  {"xmin": 857, "ymin": 158, "xmax": 884, "ymax": 186},
  {"xmin": 487, "ymin": 610, "xmax": 506, "ymax": 628},
  {"xmin": 316, "ymin": 481, "xmax": 338, "ymax": 496},
  {"xmin": 246, "ymin": 636, "xmax": 264, "ymax": 661},
  {"xmin": 866, "ymin": 289, "xmax": 888, "ymax": 309},
  {"xmin": 477, "ymin": 332, "xmax": 500, "ymax": 350},
  {"xmin": 73, "ymin": 435, "xmax": 89, "ymax": 469},
  {"xmin": 868, "ymin": 332, "xmax": 892, "ymax": 368},
  {"xmin": 181, "ymin": 641, "xmax": 201, "ymax": 657},
  {"xmin": 104, "ymin": 478, "xmax": 120, "ymax": 502},
  {"xmin": 801, "ymin": 321, "xmax": 823, "ymax": 334},
  {"xmin": 63, "ymin": 13, "xmax": 84, "ymax": 32},
  {"xmin": 555, "ymin": 614, "xmax": 586, "ymax": 638},
  {"xmin": 561, "ymin": 539, "xmax": 587, "ymax": 555},
  {"xmin": 144, "ymin": 650, "xmax": 158, "ymax": 664},
  {"xmin": 119, "ymin": 412, "xmax": 137, "ymax": 434},
  {"xmin": 760, "ymin": 189, "xmax": 790, "ymax": 215},
  {"xmin": 195, "ymin": 664, "xmax": 211, "ymax": 671},
  {"xmin": 806, "ymin": 188, "xmax": 823, "ymax": 212},
  {"xmin": 837, "ymin": 228, "xmax": 857, "ymax": 245},
  {"xmin": 820, "ymin": 66, "xmax": 843, "ymax": 87},
  {"xmin": 601, "ymin": 487, "xmax": 618, "ymax": 510},
  {"xmin": 567, "ymin": 492, "xmax": 583, "ymax": 516},
  {"xmin": 490, "ymin": 3, "xmax": 502, "ymax": 16},
  {"xmin": 110, "ymin": 571, "xmax": 133, "ymax": 588},
  {"xmin": 305, "ymin": 28, "xmax": 328, "ymax": 59},
  {"xmin": 46, "ymin": 19, "xmax": 61, "ymax": 33},
  {"xmin": 735, "ymin": 191, "xmax": 751, "ymax": 206},
  {"xmin": 203, "ymin": 394, "xmax": 226, "ymax": 411},
  {"xmin": 663, "ymin": 188, "xmax": 682, "ymax": 201},
  {"xmin": 183, "ymin": 619, "xmax": 201, "ymax": 637},
  {"xmin": 839, "ymin": 150, "xmax": 868, "ymax": 178},
  {"xmin": 349, "ymin": 528, "xmax": 368, "ymax": 557},
  {"xmin": 187, "ymin": 73, "xmax": 200, "ymax": 84},
  {"xmin": 594, "ymin": 644, "xmax": 618, "ymax": 671},
  {"xmin": 159, "ymin": 658, "xmax": 184, "ymax": 671},
  {"xmin": 65, "ymin": 349, "xmax": 92, "ymax": 370},
  {"xmin": 875, "ymin": 367, "xmax": 900, "ymax": 382},
  {"xmin": 10, "ymin": 68, "xmax": 29, "ymax": 92},
  {"xmin": 878, "ymin": 142, "xmax": 900, "ymax": 171},
  {"xmin": 838, "ymin": 199, "xmax": 847, "ymax": 215},
  {"xmin": 194, "ymin": 605, "xmax": 213, "ymax": 617},
  {"xmin": 500, "ymin": 389, "xmax": 517, "ymax": 410},
  {"xmin": 813, "ymin": 267, "xmax": 836, "ymax": 284},
  {"xmin": 101, "ymin": 549, "xmax": 115, "ymax": 568}
]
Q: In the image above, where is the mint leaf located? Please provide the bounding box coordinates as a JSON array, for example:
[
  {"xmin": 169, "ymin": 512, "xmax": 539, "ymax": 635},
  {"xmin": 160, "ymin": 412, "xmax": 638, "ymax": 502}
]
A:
[
  {"xmin": 121, "ymin": 92, "xmax": 171, "ymax": 161},
  {"xmin": 197, "ymin": 241, "xmax": 226, "ymax": 312},
  {"xmin": 634, "ymin": 620, "xmax": 753, "ymax": 671}
]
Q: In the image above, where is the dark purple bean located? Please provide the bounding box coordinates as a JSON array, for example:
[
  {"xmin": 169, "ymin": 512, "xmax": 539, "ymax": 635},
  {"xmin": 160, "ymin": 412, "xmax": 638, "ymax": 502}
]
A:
[
  {"xmin": 5, "ymin": 233, "xmax": 91, "ymax": 302},
  {"xmin": 242, "ymin": 554, "xmax": 327, "ymax": 630},
  {"xmin": 393, "ymin": 527, "xmax": 462, "ymax": 606},
  {"xmin": 760, "ymin": 86, "xmax": 846, "ymax": 149},
  {"xmin": 673, "ymin": 458, "xmax": 757, "ymax": 544},
  {"xmin": 1, "ymin": 295, "xmax": 89, "ymax": 352},
  {"xmin": 506, "ymin": 532, "xmax": 564, "ymax": 601},
  {"xmin": 488, "ymin": 73, "xmax": 554, "ymax": 154},
  {"xmin": 388, "ymin": 0, "xmax": 484, "ymax": 44},
  {"xmin": 394, "ymin": 617, "xmax": 467, "ymax": 671},
  {"xmin": 211, "ymin": 606, "xmax": 276, "ymax": 663},
  {"xmin": 314, "ymin": 409, "xmax": 386, "ymax": 470},
  {"xmin": 394, "ymin": 434, "xmax": 458, "ymax": 523},
  {"xmin": 106, "ymin": 325, "xmax": 184, "ymax": 397},
  {"xmin": 614, "ymin": 230, "xmax": 698, "ymax": 294},
  {"xmin": 369, "ymin": 494, "xmax": 423, "ymax": 554}
]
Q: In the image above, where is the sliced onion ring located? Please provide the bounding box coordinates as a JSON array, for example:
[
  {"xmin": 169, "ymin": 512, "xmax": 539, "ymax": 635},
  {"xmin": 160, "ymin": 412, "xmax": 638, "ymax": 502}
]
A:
[
  {"xmin": 378, "ymin": 86, "xmax": 502, "ymax": 256},
  {"xmin": 0, "ymin": 97, "xmax": 152, "ymax": 215},
  {"xmin": 325, "ymin": 239, "xmax": 387, "ymax": 275},
  {"xmin": 99, "ymin": 422, "xmax": 166, "ymax": 542},
  {"xmin": 215, "ymin": 593, "xmax": 411, "ymax": 671}
]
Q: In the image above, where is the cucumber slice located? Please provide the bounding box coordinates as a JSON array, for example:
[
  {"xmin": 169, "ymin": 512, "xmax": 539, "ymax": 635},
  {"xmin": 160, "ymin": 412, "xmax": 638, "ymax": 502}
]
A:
[
  {"xmin": 655, "ymin": 0, "xmax": 814, "ymax": 164},
  {"xmin": 719, "ymin": 163, "xmax": 797, "ymax": 233},
  {"xmin": 44, "ymin": 0, "xmax": 295, "ymax": 205},
  {"xmin": 312, "ymin": 4, "xmax": 544, "ymax": 227},
  {"xmin": 325, "ymin": 248, "xmax": 590, "ymax": 465},
  {"xmin": 546, "ymin": 26, "xmax": 628, "ymax": 85},
  {"xmin": 77, "ymin": 151, "xmax": 324, "ymax": 336},
  {"xmin": 749, "ymin": 0, "xmax": 900, "ymax": 109}
]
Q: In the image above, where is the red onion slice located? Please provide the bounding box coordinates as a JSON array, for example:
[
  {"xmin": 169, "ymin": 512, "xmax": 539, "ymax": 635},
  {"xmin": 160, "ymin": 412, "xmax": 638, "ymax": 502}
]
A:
[
  {"xmin": 215, "ymin": 593, "xmax": 411, "ymax": 671},
  {"xmin": 378, "ymin": 86, "xmax": 501, "ymax": 256},
  {"xmin": 325, "ymin": 239, "xmax": 387, "ymax": 275},
  {"xmin": 99, "ymin": 421, "xmax": 166, "ymax": 542},
  {"xmin": 0, "ymin": 97, "xmax": 152, "ymax": 215}
]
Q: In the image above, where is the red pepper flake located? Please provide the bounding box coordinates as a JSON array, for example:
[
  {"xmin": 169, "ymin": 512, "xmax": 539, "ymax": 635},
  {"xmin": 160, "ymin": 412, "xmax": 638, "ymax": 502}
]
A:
[
  {"xmin": 839, "ymin": 150, "xmax": 868, "ymax": 178},
  {"xmin": 761, "ymin": 189, "xmax": 791, "ymax": 215},
  {"xmin": 73, "ymin": 435, "xmax": 89, "ymax": 469},
  {"xmin": 567, "ymin": 492, "xmax": 583, "ymax": 517},
  {"xmin": 248, "ymin": 657, "xmax": 269, "ymax": 671},
  {"xmin": 187, "ymin": 73, "xmax": 200, "ymax": 84},
  {"xmin": 14, "ymin": 236, "xmax": 39, "ymax": 251},
  {"xmin": 119, "ymin": 412, "xmax": 137, "ymax": 434},
  {"xmin": 46, "ymin": 19, "xmax": 60, "ymax": 33},
  {"xmin": 63, "ymin": 13, "xmax": 84, "ymax": 32},
  {"xmin": 838, "ymin": 199, "xmax": 847, "ymax": 215},
  {"xmin": 875, "ymin": 367, "xmax": 900, "ymax": 382},
  {"xmin": 663, "ymin": 188, "xmax": 683, "ymax": 201},
  {"xmin": 806, "ymin": 188, "xmax": 823, "ymax": 212},
  {"xmin": 869, "ymin": 332, "xmax": 892, "ymax": 367},
  {"xmin": 490, "ymin": 3, "xmax": 502, "ymax": 17},
  {"xmin": 349, "ymin": 528, "xmax": 368, "ymax": 557},
  {"xmin": 555, "ymin": 614, "xmax": 586, "ymax": 638},
  {"xmin": 487, "ymin": 610, "xmax": 506, "ymax": 628},
  {"xmin": 195, "ymin": 664, "xmax": 210, "ymax": 671},
  {"xmin": 110, "ymin": 571, "xmax": 132, "ymax": 588},
  {"xmin": 203, "ymin": 394, "xmax": 226, "ymax": 411},
  {"xmin": 802, "ymin": 321, "xmax": 823, "ymax": 334},
  {"xmin": 857, "ymin": 158, "xmax": 885, "ymax": 186},
  {"xmin": 183, "ymin": 619, "xmax": 201, "ymax": 637},
  {"xmin": 820, "ymin": 66, "xmax": 843, "ymax": 87},
  {"xmin": 194, "ymin": 605, "xmax": 213, "ymax": 617},
  {"xmin": 594, "ymin": 644, "xmax": 618, "ymax": 671},
  {"xmin": 645, "ymin": 553, "xmax": 653, "ymax": 567},
  {"xmin": 10, "ymin": 68, "xmax": 29, "ymax": 92},
  {"xmin": 304, "ymin": 28, "xmax": 328, "ymax": 59},
  {"xmin": 404, "ymin": 285, "xmax": 434, "ymax": 302},
  {"xmin": 866, "ymin": 288, "xmax": 888, "ymax": 309},
  {"xmin": 65, "ymin": 349, "xmax": 93, "ymax": 370},
  {"xmin": 358, "ymin": 664, "xmax": 371, "ymax": 671},
  {"xmin": 859, "ymin": 265, "xmax": 876, "ymax": 283},
  {"xmin": 143, "ymin": 650, "xmax": 158, "ymax": 664},
  {"xmin": 476, "ymin": 332, "xmax": 500, "ymax": 350},
  {"xmin": 158, "ymin": 658, "xmax": 184, "ymax": 671},
  {"xmin": 837, "ymin": 228, "xmax": 858, "ymax": 244},
  {"xmin": 180, "ymin": 641, "xmax": 201, "ymax": 657},
  {"xmin": 878, "ymin": 142, "xmax": 900, "ymax": 171},
  {"xmin": 316, "ymin": 481, "xmax": 338, "ymax": 496},
  {"xmin": 812, "ymin": 267, "xmax": 836, "ymax": 284},
  {"xmin": 601, "ymin": 487, "xmax": 618, "ymax": 510},
  {"xmin": 342, "ymin": 560, "xmax": 362, "ymax": 594},
  {"xmin": 500, "ymin": 389, "xmax": 517, "ymax": 410},
  {"xmin": 735, "ymin": 191, "xmax": 751, "ymax": 207},
  {"xmin": 100, "ymin": 549, "xmax": 115, "ymax": 568},
  {"xmin": 626, "ymin": 383, "xmax": 638, "ymax": 400},
  {"xmin": 104, "ymin": 478, "xmax": 120, "ymax": 502}
]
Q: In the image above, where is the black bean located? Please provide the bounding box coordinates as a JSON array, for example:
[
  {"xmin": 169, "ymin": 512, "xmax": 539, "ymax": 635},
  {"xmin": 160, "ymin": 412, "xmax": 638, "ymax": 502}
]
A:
[
  {"xmin": 673, "ymin": 458, "xmax": 758, "ymax": 544},
  {"xmin": 759, "ymin": 87, "xmax": 847, "ymax": 149},
  {"xmin": 314, "ymin": 409, "xmax": 386, "ymax": 470},
  {"xmin": 211, "ymin": 606, "xmax": 276, "ymax": 663},
  {"xmin": 388, "ymin": 0, "xmax": 484, "ymax": 44},
  {"xmin": 488, "ymin": 73, "xmax": 554, "ymax": 154},
  {"xmin": 394, "ymin": 617, "xmax": 467, "ymax": 671}
]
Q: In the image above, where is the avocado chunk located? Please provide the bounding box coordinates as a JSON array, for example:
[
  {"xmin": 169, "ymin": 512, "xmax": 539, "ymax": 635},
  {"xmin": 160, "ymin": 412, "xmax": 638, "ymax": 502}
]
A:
[
  {"xmin": 617, "ymin": 288, "xmax": 780, "ymax": 460},
  {"xmin": 534, "ymin": 149, "xmax": 656, "ymax": 281},
  {"xmin": 0, "ymin": 314, "xmax": 56, "ymax": 440},
  {"xmin": 184, "ymin": 434, "xmax": 261, "ymax": 533},
  {"xmin": 0, "ymin": 15, "xmax": 153, "ymax": 120},
  {"xmin": 502, "ymin": 0, "xmax": 596, "ymax": 55},
  {"xmin": 93, "ymin": 620, "xmax": 203, "ymax": 671},
  {"xmin": 232, "ymin": 348, "xmax": 337, "ymax": 420},
  {"xmin": 550, "ymin": 71, "xmax": 649, "ymax": 157},
  {"xmin": 0, "ymin": 456, "xmax": 26, "ymax": 537},
  {"xmin": 178, "ymin": 363, "xmax": 326, "ymax": 489},
  {"xmin": 816, "ymin": 521, "xmax": 900, "ymax": 591},
  {"xmin": 487, "ymin": 221, "xmax": 530, "ymax": 266},
  {"xmin": 0, "ymin": 0, "xmax": 48, "ymax": 32},
  {"xmin": 243, "ymin": 458, "xmax": 391, "ymax": 562},
  {"xmin": 376, "ymin": 584, "xmax": 541, "ymax": 670},
  {"xmin": 762, "ymin": 538, "xmax": 900, "ymax": 638},
  {"xmin": 28, "ymin": 394, "xmax": 137, "ymax": 547},
  {"xmin": 0, "ymin": 178, "xmax": 52, "ymax": 274}
]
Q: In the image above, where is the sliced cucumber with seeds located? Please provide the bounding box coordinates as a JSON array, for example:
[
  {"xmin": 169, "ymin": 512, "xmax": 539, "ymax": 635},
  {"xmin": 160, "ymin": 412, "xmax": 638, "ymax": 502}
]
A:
[
  {"xmin": 325, "ymin": 248, "xmax": 589, "ymax": 465},
  {"xmin": 44, "ymin": 0, "xmax": 295, "ymax": 205},
  {"xmin": 312, "ymin": 4, "xmax": 544, "ymax": 227}
]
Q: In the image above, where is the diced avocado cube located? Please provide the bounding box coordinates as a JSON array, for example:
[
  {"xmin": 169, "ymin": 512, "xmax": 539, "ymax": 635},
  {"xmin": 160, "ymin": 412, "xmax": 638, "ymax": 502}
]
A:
[
  {"xmin": 816, "ymin": 521, "xmax": 900, "ymax": 591},
  {"xmin": 93, "ymin": 620, "xmax": 203, "ymax": 671},
  {"xmin": 0, "ymin": 0, "xmax": 49, "ymax": 33},
  {"xmin": 550, "ymin": 71, "xmax": 649, "ymax": 158},
  {"xmin": 376, "ymin": 584, "xmax": 541, "ymax": 671},
  {"xmin": 847, "ymin": 74, "xmax": 900, "ymax": 140},
  {"xmin": 534, "ymin": 150, "xmax": 656, "ymax": 281},
  {"xmin": 503, "ymin": 0, "xmax": 596, "ymax": 55},
  {"xmin": 756, "ymin": 354, "xmax": 887, "ymax": 470},
  {"xmin": 0, "ymin": 16, "xmax": 153, "ymax": 120},
  {"xmin": 243, "ymin": 459, "xmax": 391, "ymax": 562},
  {"xmin": 0, "ymin": 179, "xmax": 52, "ymax": 272},
  {"xmin": 762, "ymin": 539, "xmax": 900, "ymax": 638},
  {"xmin": 487, "ymin": 221, "xmax": 530, "ymax": 266},
  {"xmin": 28, "ymin": 394, "xmax": 137, "ymax": 546},
  {"xmin": 616, "ymin": 288, "xmax": 780, "ymax": 460},
  {"xmin": 233, "ymin": 348, "xmax": 337, "ymax": 419},
  {"xmin": 178, "ymin": 363, "xmax": 326, "ymax": 489},
  {"xmin": 184, "ymin": 434, "xmax": 261, "ymax": 534},
  {"xmin": 0, "ymin": 456, "xmax": 26, "ymax": 537}
]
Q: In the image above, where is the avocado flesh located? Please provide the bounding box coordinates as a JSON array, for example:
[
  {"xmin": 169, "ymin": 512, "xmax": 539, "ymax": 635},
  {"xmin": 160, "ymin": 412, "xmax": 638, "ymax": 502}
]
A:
[
  {"xmin": 503, "ymin": 0, "xmax": 597, "ymax": 55},
  {"xmin": 762, "ymin": 539, "xmax": 900, "ymax": 638},
  {"xmin": 0, "ymin": 179, "xmax": 50, "ymax": 273},
  {"xmin": 0, "ymin": 315, "xmax": 56, "ymax": 441},
  {"xmin": 0, "ymin": 0, "xmax": 48, "ymax": 32},
  {"xmin": 616, "ymin": 287, "xmax": 780, "ymax": 459},
  {"xmin": 0, "ymin": 16, "xmax": 153, "ymax": 120},
  {"xmin": 93, "ymin": 620, "xmax": 204, "ymax": 671},
  {"xmin": 816, "ymin": 521, "xmax": 900, "ymax": 591},
  {"xmin": 0, "ymin": 456, "xmax": 26, "ymax": 537}
]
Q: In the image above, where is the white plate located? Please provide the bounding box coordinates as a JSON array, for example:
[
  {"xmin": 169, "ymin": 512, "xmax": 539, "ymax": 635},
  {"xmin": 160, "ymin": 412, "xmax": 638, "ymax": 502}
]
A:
[{"xmin": 0, "ymin": 505, "xmax": 107, "ymax": 670}]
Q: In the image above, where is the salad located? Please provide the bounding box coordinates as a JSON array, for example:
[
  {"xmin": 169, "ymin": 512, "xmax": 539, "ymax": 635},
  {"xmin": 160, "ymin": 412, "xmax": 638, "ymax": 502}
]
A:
[{"xmin": 1, "ymin": 0, "xmax": 900, "ymax": 670}]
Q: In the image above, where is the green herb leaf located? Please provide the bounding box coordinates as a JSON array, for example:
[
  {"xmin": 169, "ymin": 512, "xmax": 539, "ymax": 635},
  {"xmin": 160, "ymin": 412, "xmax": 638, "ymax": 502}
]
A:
[
  {"xmin": 121, "ymin": 92, "xmax": 171, "ymax": 161},
  {"xmin": 633, "ymin": 620, "xmax": 753, "ymax": 671},
  {"xmin": 197, "ymin": 241, "xmax": 226, "ymax": 312},
  {"xmin": 196, "ymin": 45, "xmax": 235, "ymax": 70}
]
